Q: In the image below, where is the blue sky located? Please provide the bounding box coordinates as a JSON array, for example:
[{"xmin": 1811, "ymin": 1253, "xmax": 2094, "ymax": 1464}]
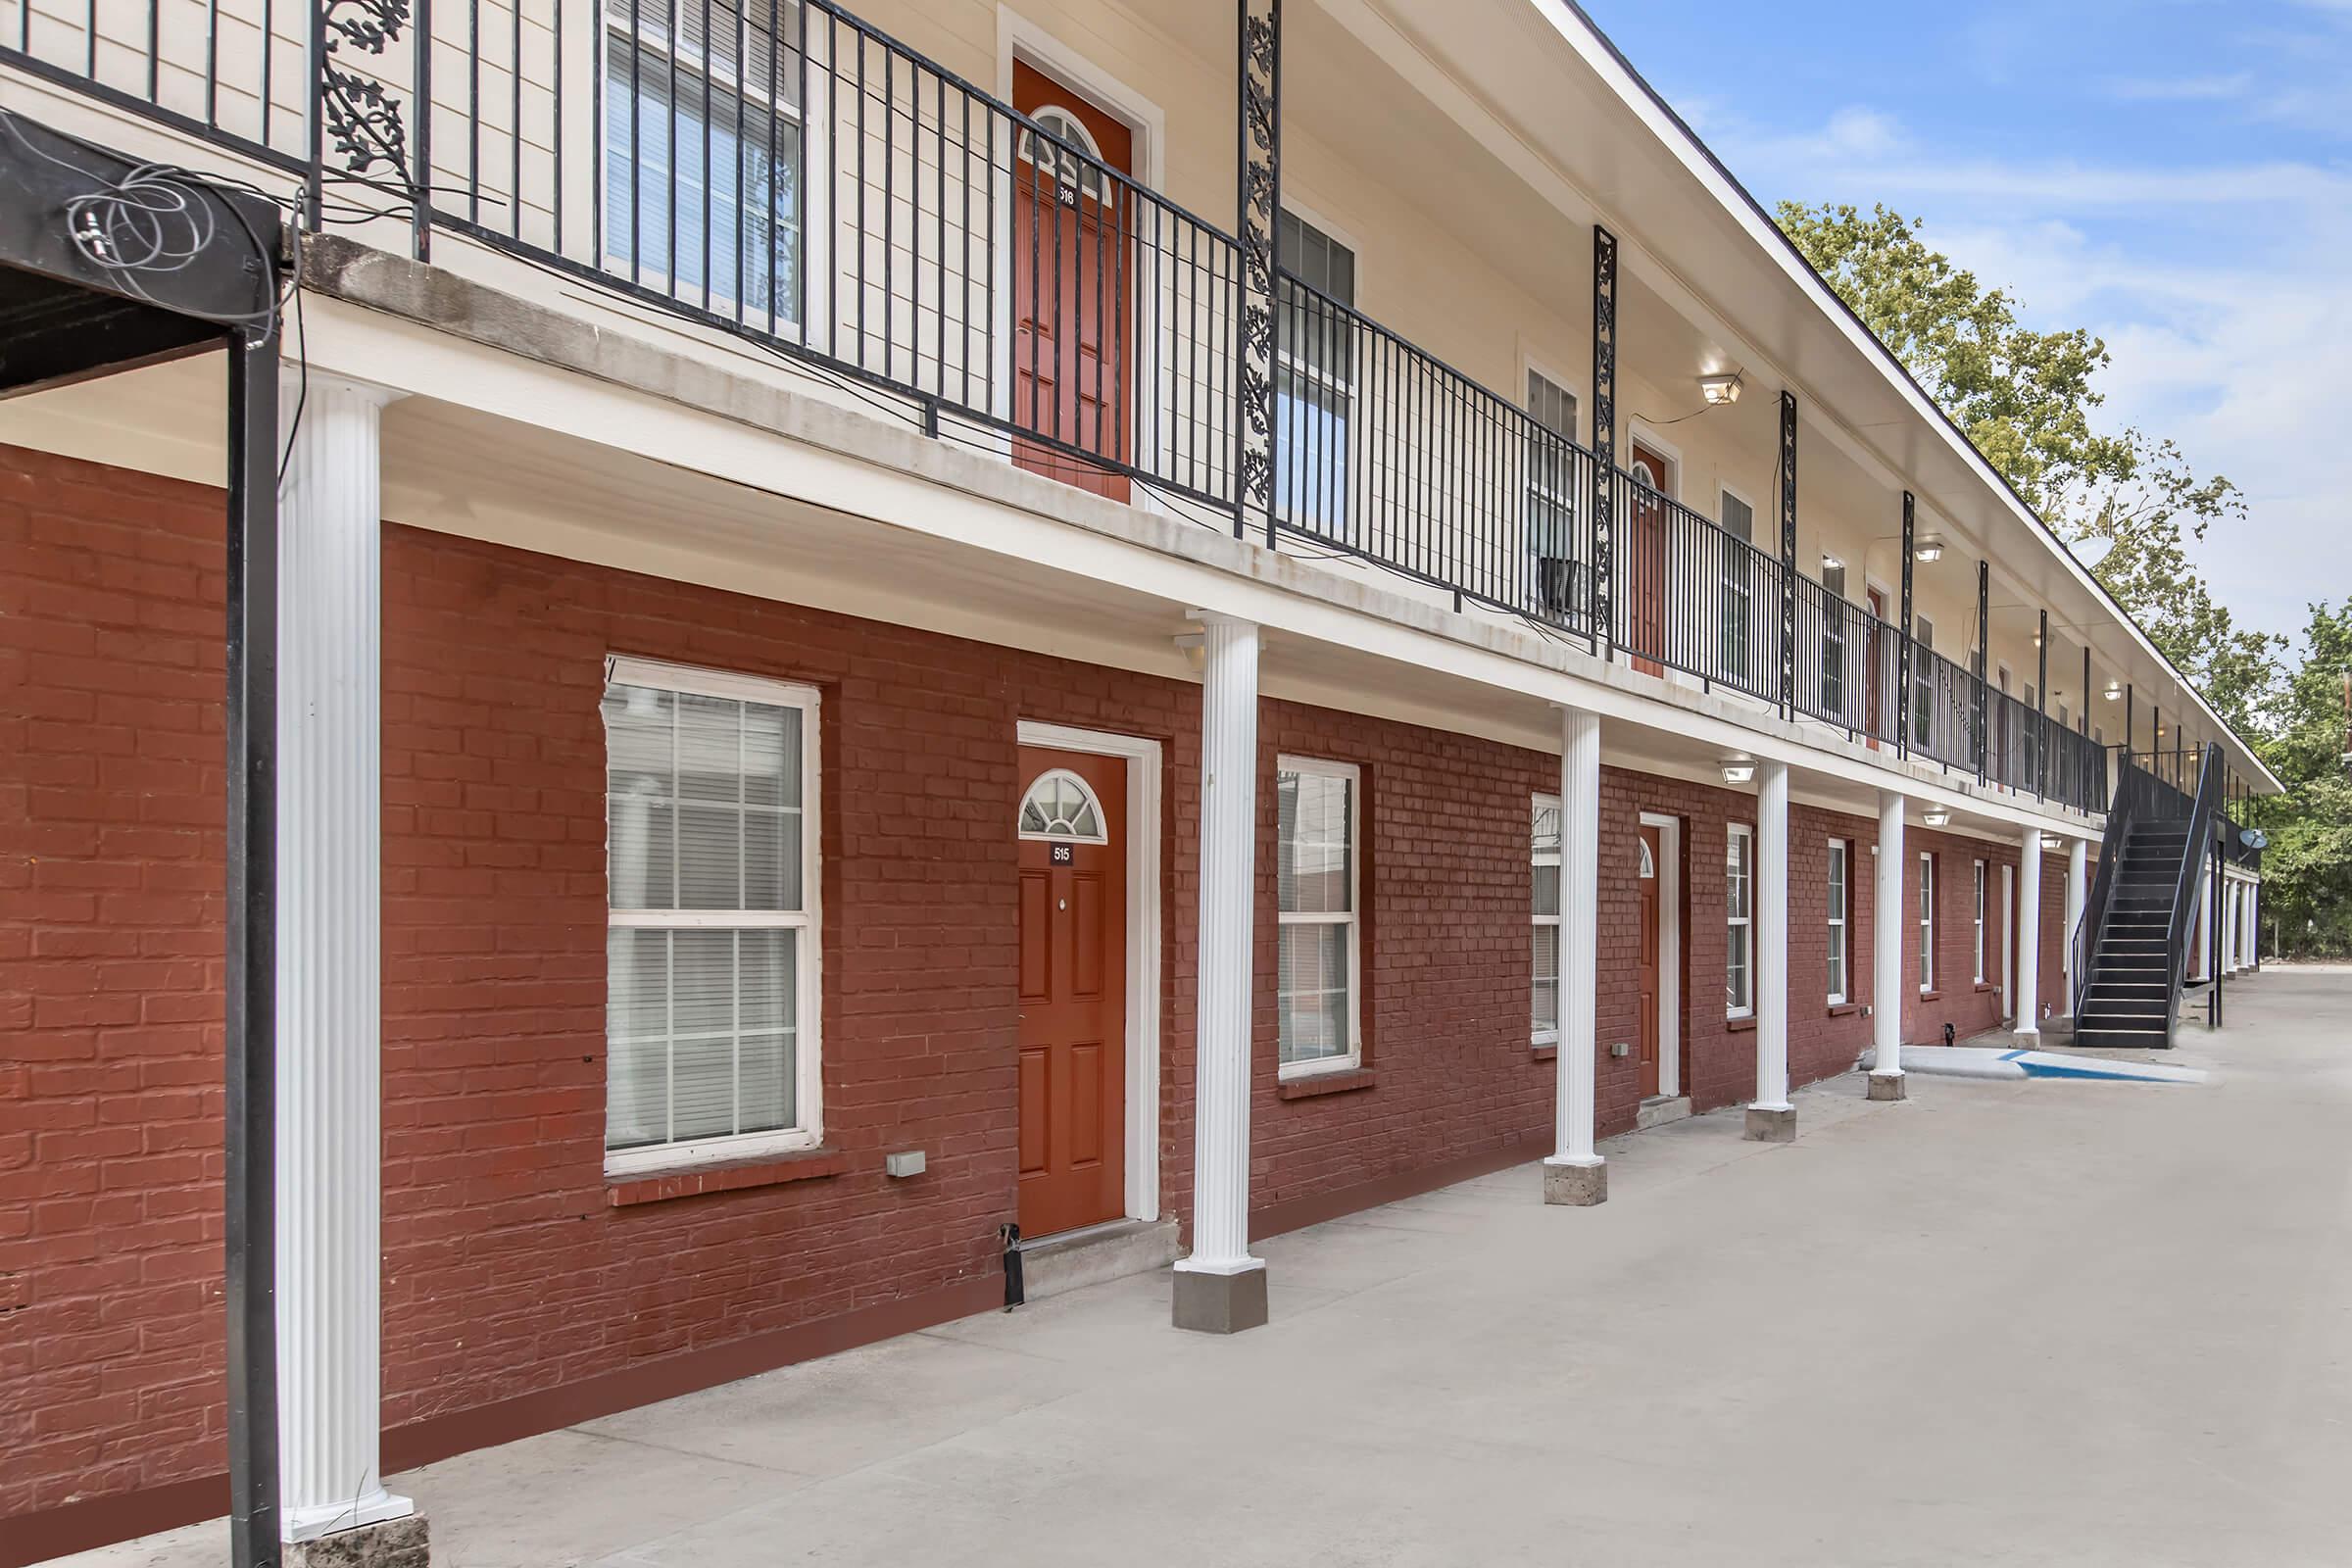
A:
[{"xmin": 1578, "ymin": 0, "xmax": 2352, "ymax": 648}]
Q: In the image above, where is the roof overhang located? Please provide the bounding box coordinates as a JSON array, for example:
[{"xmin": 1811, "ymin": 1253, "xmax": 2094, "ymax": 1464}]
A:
[{"xmin": 1326, "ymin": 0, "xmax": 2281, "ymax": 794}]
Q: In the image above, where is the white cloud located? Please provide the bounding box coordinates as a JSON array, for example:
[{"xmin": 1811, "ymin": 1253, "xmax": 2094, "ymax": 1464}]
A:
[
  {"xmin": 2101, "ymin": 72, "xmax": 2253, "ymax": 102},
  {"xmin": 1720, "ymin": 105, "xmax": 2352, "ymax": 642}
]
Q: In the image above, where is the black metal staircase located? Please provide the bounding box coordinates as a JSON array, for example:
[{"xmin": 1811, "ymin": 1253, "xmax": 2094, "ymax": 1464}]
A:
[{"xmin": 2073, "ymin": 743, "xmax": 2225, "ymax": 1048}]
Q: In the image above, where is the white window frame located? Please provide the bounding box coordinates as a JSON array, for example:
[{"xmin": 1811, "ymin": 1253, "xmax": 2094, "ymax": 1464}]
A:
[
  {"xmin": 1276, "ymin": 754, "xmax": 1361, "ymax": 1079},
  {"xmin": 603, "ymin": 656, "xmax": 824, "ymax": 1175},
  {"xmin": 1717, "ymin": 482, "xmax": 1758, "ymax": 687},
  {"xmin": 1918, "ymin": 849, "xmax": 1936, "ymax": 994},
  {"xmin": 1726, "ymin": 822, "xmax": 1754, "ymax": 1020},
  {"xmin": 1826, "ymin": 837, "xmax": 1849, "ymax": 1005},
  {"xmin": 1273, "ymin": 204, "xmax": 1360, "ymax": 533},
  {"xmin": 598, "ymin": 0, "xmax": 819, "ymax": 331},
  {"xmin": 1532, "ymin": 792, "xmax": 1562, "ymax": 1048},
  {"xmin": 1973, "ymin": 858, "xmax": 1988, "ymax": 984}
]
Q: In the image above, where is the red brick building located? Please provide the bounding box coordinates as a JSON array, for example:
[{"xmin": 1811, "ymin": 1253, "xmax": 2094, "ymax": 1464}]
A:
[{"xmin": 0, "ymin": 0, "xmax": 2273, "ymax": 1561}]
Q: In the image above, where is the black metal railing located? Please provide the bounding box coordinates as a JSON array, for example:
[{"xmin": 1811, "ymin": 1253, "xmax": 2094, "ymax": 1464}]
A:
[
  {"xmin": 1610, "ymin": 475, "xmax": 1784, "ymax": 697},
  {"xmin": 2125, "ymin": 748, "xmax": 2203, "ymax": 797},
  {"xmin": 2164, "ymin": 744, "xmax": 2227, "ymax": 1006},
  {"xmin": 2070, "ymin": 748, "xmax": 2185, "ymax": 1019},
  {"xmin": 1273, "ymin": 270, "xmax": 1597, "ymax": 635},
  {"xmin": 1790, "ymin": 577, "xmax": 1897, "ymax": 741},
  {"xmin": 0, "ymin": 0, "xmax": 2130, "ymax": 818}
]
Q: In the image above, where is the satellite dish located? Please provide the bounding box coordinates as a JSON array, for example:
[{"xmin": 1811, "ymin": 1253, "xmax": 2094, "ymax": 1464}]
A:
[
  {"xmin": 2240, "ymin": 827, "xmax": 2268, "ymax": 851},
  {"xmin": 2074, "ymin": 535, "xmax": 2116, "ymax": 570}
]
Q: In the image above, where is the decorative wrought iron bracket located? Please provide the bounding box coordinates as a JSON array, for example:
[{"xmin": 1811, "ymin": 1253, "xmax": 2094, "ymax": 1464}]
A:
[
  {"xmin": 1235, "ymin": 0, "xmax": 1280, "ymax": 542},
  {"xmin": 311, "ymin": 0, "xmax": 416, "ymax": 223},
  {"xmin": 1591, "ymin": 224, "xmax": 1618, "ymax": 654}
]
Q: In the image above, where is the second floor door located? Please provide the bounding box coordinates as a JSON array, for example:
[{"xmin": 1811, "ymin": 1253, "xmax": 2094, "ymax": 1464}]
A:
[{"xmin": 1010, "ymin": 63, "xmax": 1135, "ymax": 503}]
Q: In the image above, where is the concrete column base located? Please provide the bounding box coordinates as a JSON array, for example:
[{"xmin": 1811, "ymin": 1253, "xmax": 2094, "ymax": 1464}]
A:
[
  {"xmin": 1743, "ymin": 1105, "xmax": 1797, "ymax": 1143},
  {"xmin": 1172, "ymin": 1262, "xmax": 1268, "ymax": 1335},
  {"xmin": 285, "ymin": 1515, "xmax": 429, "ymax": 1568},
  {"xmin": 1543, "ymin": 1158, "xmax": 1608, "ymax": 1206},
  {"xmin": 1867, "ymin": 1072, "xmax": 1907, "ymax": 1102}
]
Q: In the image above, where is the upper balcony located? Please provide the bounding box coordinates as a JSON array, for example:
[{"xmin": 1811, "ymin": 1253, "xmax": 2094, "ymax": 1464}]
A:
[{"xmin": 0, "ymin": 0, "xmax": 2271, "ymax": 816}]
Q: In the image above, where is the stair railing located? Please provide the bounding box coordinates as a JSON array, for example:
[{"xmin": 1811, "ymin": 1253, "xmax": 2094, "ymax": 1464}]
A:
[
  {"xmin": 2072, "ymin": 751, "xmax": 2147, "ymax": 1020},
  {"xmin": 2159, "ymin": 743, "xmax": 2228, "ymax": 1038}
]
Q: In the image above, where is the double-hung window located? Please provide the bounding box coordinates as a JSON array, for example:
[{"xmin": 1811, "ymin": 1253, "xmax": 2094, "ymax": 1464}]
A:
[
  {"xmin": 1274, "ymin": 212, "xmax": 1357, "ymax": 533},
  {"xmin": 1726, "ymin": 823, "xmax": 1754, "ymax": 1018},
  {"xmin": 1911, "ymin": 614, "xmax": 1936, "ymax": 750},
  {"xmin": 1918, "ymin": 850, "xmax": 1936, "ymax": 993},
  {"xmin": 1973, "ymin": 859, "xmax": 1988, "ymax": 984},
  {"xmin": 1826, "ymin": 838, "xmax": 1849, "ymax": 1005},
  {"xmin": 1277, "ymin": 757, "xmax": 1359, "ymax": 1075},
  {"xmin": 1532, "ymin": 795, "xmax": 1563, "ymax": 1046},
  {"xmin": 1819, "ymin": 559, "xmax": 1848, "ymax": 718},
  {"xmin": 1719, "ymin": 489, "xmax": 1756, "ymax": 686},
  {"xmin": 605, "ymin": 0, "xmax": 805, "ymax": 322},
  {"xmin": 1526, "ymin": 371, "xmax": 1583, "ymax": 620},
  {"xmin": 603, "ymin": 658, "xmax": 820, "ymax": 1171}
]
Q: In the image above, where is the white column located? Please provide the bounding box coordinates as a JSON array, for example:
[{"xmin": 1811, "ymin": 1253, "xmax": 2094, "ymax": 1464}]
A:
[
  {"xmin": 1544, "ymin": 706, "xmax": 1604, "ymax": 1201},
  {"xmin": 275, "ymin": 374, "xmax": 412, "ymax": 1542},
  {"xmin": 1752, "ymin": 760, "xmax": 1790, "ymax": 1113},
  {"xmin": 1177, "ymin": 615, "xmax": 1263, "ymax": 1279},
  {"xmin": 1871, "ymin": 790, "xmax": 1906, "ymax": 1091},
  {"xmin": 2222, "ymin": 884, "xmax": 2237, "ymax": 972},
  {"xmin": 2014, "ymin": 827, "xmax": 2043, "ymax": 1038},
  {"xmin": 2064, "ymin": 836, "xmax": 2088, "ymax": 1008}
]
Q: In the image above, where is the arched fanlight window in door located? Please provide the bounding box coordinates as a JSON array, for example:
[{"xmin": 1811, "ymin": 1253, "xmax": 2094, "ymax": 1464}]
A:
[
  {"xmin": 1638, "ymin": 837, "xmax": 1656, "ymax": 879},
  {"xmin": 1018, "ymin": 767, "xmax": 1108, "ymax": 843},
  {"xmin": 1017, "ymin": 105, "xmax": 1111, "ymax": 204}
]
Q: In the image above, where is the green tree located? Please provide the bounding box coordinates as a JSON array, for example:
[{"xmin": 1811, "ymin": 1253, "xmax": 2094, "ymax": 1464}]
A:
[
  {"xmin": 2251, "ymin": 603, "xmax": 2352, "ymax": 957},
  {"xmin": 1777, "ymin": 200, "xmax": 2281, "ymax": 730},
  {"xmin": 1777, "ymin": 202, "xmax": 2133, "ymax": 516}
]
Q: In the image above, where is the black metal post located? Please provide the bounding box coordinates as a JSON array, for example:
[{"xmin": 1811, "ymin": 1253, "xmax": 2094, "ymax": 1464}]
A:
[
  {"xmin": 1897, "ymin": 492, "xmax": 1914, "ymax": 759},
  {"xmin": 2208, "ymin": 826, "xmax": 2224, "ymax": 1028},
  {"xmin": 1592, "ymin": 225, "xmax": 1618, "ymax": 659},
  {"xmin": 1975, "ymin": 560, "xmax": 1989, "ymax": 784},
  {"xmin": 1235, "ymin": 0, "xmax": 1279, "ymax": 544},
  {"xmin": 2126, "ymin": 683, "xmax": 2133, "ymax": 765},
  {"xmin": 2035, "ymin": 609, "xmax": 2048, "ymax": 803},
  {"xmin": 1777, "ymin": 391, "xmax": 1797, "ymax": 719},
  {"xmin": 224, "ymin": 324, "xmax": 282, "ymax": 1568}
]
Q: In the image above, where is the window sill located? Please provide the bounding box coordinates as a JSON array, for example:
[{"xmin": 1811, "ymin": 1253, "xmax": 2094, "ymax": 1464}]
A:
[
  {"xmin": 607, "ymin": 1147, "xmax": 853, "ymax": 1207},
  {"xmin": 1975, "ymin": 982, "xmax": 2000, "ymax": 994},
  {"xmin": 1726, "ymin": 1014, "xmax": 1757, "ymax": 1034},
  {"xmin": 1826, "ymin": 1002, "xmax": 1860, "ymax": 1017},
  {"xmin": 1277, "ymin": 1068, "xmax": 1377, "ymax": 1101},
  {"xmin": 1531, "ymin": 1043, "xmax": 1558, "ymax": 1062},
  {"xmin": 1919, "ymin": 990, "xmax": 1943, "ymax": 1004}
]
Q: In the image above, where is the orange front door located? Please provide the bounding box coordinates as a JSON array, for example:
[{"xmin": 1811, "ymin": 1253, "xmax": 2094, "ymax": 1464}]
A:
[
  {"xmin": 1010, "ymin": 63, "xmax": 1134, "ymax": 504},
  {"xmin": 1636, "ymin": 823, "xmax": 1663, "ymax": 1098},
  {"xmin": 1015, "ymin": 746, "xmax": 1128, "ymax": 1239},
  {"xmin": 1626, "ymin": 444, "xmax": 1670, "ymax": 675}
]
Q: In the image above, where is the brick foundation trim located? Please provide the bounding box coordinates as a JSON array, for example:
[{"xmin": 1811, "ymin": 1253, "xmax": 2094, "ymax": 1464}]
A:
[{"xmin": 0, "ymin": 1276, "xmax": 1002, "ymax": 1568}]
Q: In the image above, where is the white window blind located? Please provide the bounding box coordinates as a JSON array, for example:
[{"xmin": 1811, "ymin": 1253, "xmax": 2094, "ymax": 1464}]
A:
[
  {"xmin": 603, "ymin": 659, "xmax": 820, "ymax": 1169},
  {"xmin": 1532, "ymin": 795, "xmax": 1562, "ymax": 1044},
  {"xmin": 1826, "ymin": 839, "xmax": 1848, "ymax": 1004},
  {"xmin": 1726, "ymin": 823, "xmax": 1753, "ymax": 1017},
  {"xmin": 1278, "ymin": 758, "xmax": 1359, "ymax": 1074}
]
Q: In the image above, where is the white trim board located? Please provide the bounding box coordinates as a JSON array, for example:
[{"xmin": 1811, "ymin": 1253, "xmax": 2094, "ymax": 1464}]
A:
[
  {"xmin": 1639, "ymin": 810, "xmax": 1682, "ymax": 1100},
  {"xmin": 1017, "ymin": 720, "xmax": 1164, "ymax": 1225}
]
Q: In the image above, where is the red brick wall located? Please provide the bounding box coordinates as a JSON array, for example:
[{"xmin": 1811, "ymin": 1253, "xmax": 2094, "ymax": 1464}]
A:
[
  {"xmin": 0, "ymin": 452, "xmax": 231, "ymax": 1523},
  {"xmin": 1248, "ymin": 705, "xmax": 1557, "ymax": 1217},
  {"xmin": 0, "ymin": 443, "xmax": 2081, "ymax": 1544}
]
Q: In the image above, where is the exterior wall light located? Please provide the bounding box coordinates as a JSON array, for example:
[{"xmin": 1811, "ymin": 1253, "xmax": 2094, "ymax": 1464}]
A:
[
  {"xmin": 2105, "ymin": 682, "xmax": 2123, "ymax": 702},
  {"xmin": 1720, "ymin": 760, "xmax": 1756, "ymax": 785},
  {"xmin": 1699, "ymin": 372, "xmax": 1743, "ymax": 406},
  {"xmin": 1923, "ymin": 808, "xmax": 1952, "ymax": 827},
  {"xmin": 1914, "ymin": 539, "xmax": 1945, "ymax": 563}
]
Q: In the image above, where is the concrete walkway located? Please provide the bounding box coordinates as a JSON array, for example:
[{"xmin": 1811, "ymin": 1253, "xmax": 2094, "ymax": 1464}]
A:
[{"xmin": 63, "ymin": 967, "xmax": 2352, "ymax": 1567}]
